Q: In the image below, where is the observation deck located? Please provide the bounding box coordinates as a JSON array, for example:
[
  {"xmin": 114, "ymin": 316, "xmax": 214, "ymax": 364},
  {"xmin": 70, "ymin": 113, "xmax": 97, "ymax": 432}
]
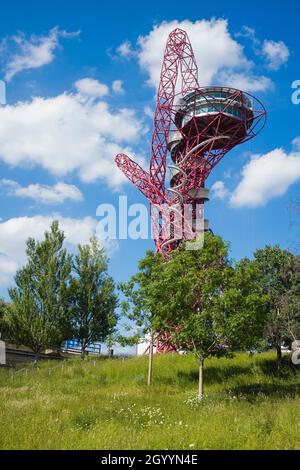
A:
[{"xmin": 175, "ymin": 86, "xmax": 254, "ymax": 141}]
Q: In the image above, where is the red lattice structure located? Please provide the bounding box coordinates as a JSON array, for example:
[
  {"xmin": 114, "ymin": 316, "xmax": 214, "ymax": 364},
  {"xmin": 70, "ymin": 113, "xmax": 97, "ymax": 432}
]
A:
[
  {"xmin": 115, "ymin": 28, "xmax": 266, "ymax": 255},
  {"xmin": 115, "ymin": 28, "xmax": 266, "ymax": 352}
]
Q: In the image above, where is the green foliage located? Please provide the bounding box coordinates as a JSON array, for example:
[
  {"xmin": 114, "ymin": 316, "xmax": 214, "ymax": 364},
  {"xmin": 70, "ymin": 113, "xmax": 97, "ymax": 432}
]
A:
[
  {"xmin": 252, "ymin": 245, "xmax": 300, "ymax": 361},
  {"xmin": 69, "ymin": 237, "xmax": 118, "ymax": 356},
  {"xmin": 121, "ymin": 234, "xmax": 269, "ymax": 398},
  {"xmin": 218, "ymin": 257, "xmax": 270, "ymax": 352},
  {"xmin": 3, "ymin": 225, "xmax": 117, "ymax": 358},
  {"xmin": 122, "ymin": 234, "xmax": 268, "ymax": 360},
  {"xmin": 157, "ymin": 236, "xmax": 268, "ymax": 362},
  {"xmin": 5, "ymin": 221, "xmax": 73, "ymax": 355},
  {"xmin": 151, "ymin": 235, "xmax": 233, "ymax": 359},
  {"xmin": 0, "ymin": 298, "xmax": 8, "ymax": 340},
  {"xmin": 0, "ymin": 353, "xmax": 299, "ymax": 450}
]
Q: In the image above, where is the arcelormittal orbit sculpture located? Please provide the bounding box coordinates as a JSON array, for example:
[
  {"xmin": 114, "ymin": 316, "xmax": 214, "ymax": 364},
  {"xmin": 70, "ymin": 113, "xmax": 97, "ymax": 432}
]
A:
[{"xmin": 115, "ymin": 28, "xmax": 266, "ymax": 256}]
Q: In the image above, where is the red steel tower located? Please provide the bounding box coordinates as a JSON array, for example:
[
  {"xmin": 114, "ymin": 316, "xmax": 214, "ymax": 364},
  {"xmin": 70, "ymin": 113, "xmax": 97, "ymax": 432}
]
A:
[{"xmin": 115, "ymin": 28, "xmax": 266, "ymax": 256}]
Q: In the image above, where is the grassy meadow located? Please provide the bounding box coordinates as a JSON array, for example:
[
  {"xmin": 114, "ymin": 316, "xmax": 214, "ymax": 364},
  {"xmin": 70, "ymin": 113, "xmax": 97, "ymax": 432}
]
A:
[{"xmin": 0, "ymin": 352, "xmax": 300, "ymax": 450}]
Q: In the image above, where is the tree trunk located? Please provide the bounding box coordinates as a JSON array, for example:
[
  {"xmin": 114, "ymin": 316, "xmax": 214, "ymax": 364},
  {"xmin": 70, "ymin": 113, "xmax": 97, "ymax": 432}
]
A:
[
  {"xmin": 276, "ymin": 344, "xmax": 282, "ymax": 370},
  {"xmin": 198, "ymin": 356, "xmax": 204, "ymax": 400},
  {"xmin": 34, "ymin": 352, "xmax": 40, "ymax": 365},
  {"xmin": 81, "ymin": 346, "xmax": 86, "ymax": 360},
  {"xmin": 147, "ymin": 335, "xmax": 154, "ymax": 386}
]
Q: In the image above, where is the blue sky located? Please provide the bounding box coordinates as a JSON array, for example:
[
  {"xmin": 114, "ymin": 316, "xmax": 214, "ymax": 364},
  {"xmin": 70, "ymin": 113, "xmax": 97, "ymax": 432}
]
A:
[{"xmin": 0, "ymin": 0, "xmax": 300, "ymax": 304}]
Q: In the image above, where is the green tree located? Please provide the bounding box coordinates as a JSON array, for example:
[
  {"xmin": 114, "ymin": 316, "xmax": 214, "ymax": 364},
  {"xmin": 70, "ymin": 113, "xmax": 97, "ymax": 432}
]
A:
[
  {"xmin": 277, "ymin": 292, "xmax": 300, "ymax": 342},
  {"xmin": 155, "ymin": 235, "xmax": 269, "ymax": 399},
  {"xmin": 5, "ymin": 221, "xmax": 73, "ymax": 358},
  {"xmin": 217, "ymin": 257, "xmax": 269, "ymax": 352},
  {"xmin": 0, "ymin": 298, "xmax": 8, "ymax": 340},
  {"xmin": 122, "ymin": 234, "xmax": 268, "ymax": 398},
  {"xmin": 69, "ymin": 237, "xmax": 118, "ymax": 359},
  {"xmin": 252, "ymin": 245, "xmax": 300, "ymax": 367}
]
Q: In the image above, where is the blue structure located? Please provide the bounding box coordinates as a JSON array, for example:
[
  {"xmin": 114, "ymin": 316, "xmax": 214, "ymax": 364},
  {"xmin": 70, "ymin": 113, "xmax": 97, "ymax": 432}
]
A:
[{"xmin": 64, "ymin": 340, "xmax": 102, "ymax": 355}]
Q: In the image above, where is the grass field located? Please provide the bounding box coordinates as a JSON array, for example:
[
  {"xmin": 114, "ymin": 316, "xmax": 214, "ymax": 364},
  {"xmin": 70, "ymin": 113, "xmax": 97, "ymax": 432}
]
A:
[{"xmin": 0, "ymin": 352, "xmax": 300, "ymax": 450}]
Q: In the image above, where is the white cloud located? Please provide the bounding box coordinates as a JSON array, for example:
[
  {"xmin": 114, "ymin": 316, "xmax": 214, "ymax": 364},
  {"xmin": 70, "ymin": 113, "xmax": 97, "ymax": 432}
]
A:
[
  {"xmin": 211, "ymin": 181, "xmax": 230, "ymax": 200},
  {"xmin": 237, "ymin": 26, "xmax": 289, "ymax": 71},
  {"xmin": 218, "ymin": 71, "xmax": 273, "ymax": 93},
  {"xmin": 0, "ymin": 256, "xmax": 18, "ymax": 286},
  {"xmin": 116, "ymin": 40, "xmax": 135, "ymax": 59},
  {"xmin": 0, "ymin": 180, "xmax": 83, "ymax": 204},
  {"xmin": 144, "ymin": 105, "xmax": 154, "ymax": 119},
  {"xmin": 0, "ymin": 215, "xmax": 116, "ymax": 288},
  {"xmin": 75, "ymin": 77, "xmax": 109, "ymax": 97},
  {"xmin": 0, "ymin": 91, "xmax": 145, "ymax": 187},
  {"xmin": 292, "ymin": 137, "xmax": 300, "ymax": 150},
  {"xmin": 236, "ymin": 26, "xmax": 257, "ymax": 42},
  {"xmin": 136, "ymin": 19, "xmax": 273, "ymax": 93},
  {"xmin": 112, "ymin": 79, "xmax": 124, "ymax": 94},
  {"xmin": 2, "ymin": 27, "xmax": 80, "ymax": 81},
  {"xmin": 230, "ymin": 147, "xmax": 300, "ymax": 208},
  {"xmin": 261, "ymin": 40, "xmax": 290, "ymax": 71}
]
